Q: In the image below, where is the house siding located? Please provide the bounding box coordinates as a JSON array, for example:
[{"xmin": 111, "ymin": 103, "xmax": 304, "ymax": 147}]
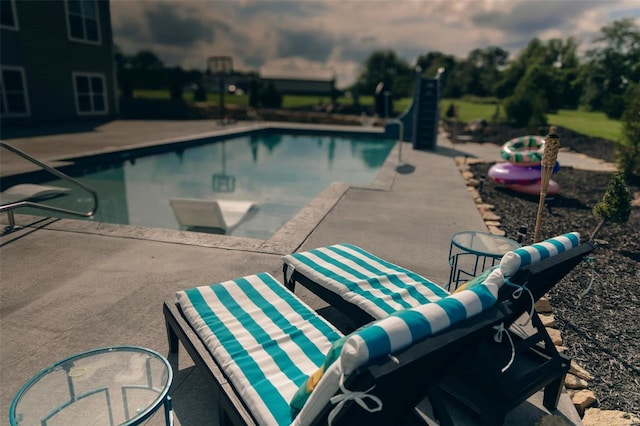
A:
[{"xmin": 1, "ymin": 0, "xmax": 116, "ymax": 124}]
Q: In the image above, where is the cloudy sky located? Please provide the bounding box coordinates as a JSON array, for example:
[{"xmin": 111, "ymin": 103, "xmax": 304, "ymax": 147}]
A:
[{"xmin": 110, "ymin": 0, "xmax": 640, "ymax": 88}]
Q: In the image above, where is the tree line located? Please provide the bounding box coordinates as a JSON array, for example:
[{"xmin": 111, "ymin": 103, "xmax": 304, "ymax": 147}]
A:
[
  {"xmin": 351, "ymin": 18, "xmax": 639, "ymax": 126},
  {"xmin": 116, "ymin": 17, "xmax": 639, "ymax": 126}
]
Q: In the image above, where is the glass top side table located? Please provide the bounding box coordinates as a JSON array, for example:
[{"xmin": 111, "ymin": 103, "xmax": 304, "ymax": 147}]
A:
[
  {"xmin": 9, "ymin": 346, "xmax": 173, "ymax": 426},
  {"xmin": 447, "ymin": 230, "xmax": 521, "ymax": 291}
]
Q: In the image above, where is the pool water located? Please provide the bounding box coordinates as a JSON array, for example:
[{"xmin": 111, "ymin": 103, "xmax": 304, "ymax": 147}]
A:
[{"xmin": 33, "ymin": 132, "xmax": 394, "ymax": 239}]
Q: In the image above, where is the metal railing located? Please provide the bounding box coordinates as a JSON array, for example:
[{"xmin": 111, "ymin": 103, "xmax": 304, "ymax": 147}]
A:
[{"xmin": 0, "ymin": 141, "xmax": 98, "ymax": 234}]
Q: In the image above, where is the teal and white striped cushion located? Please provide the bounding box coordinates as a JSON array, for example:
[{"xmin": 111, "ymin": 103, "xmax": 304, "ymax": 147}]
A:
[
  {"xmin": 339, "ymin": 267, "xmax": 504, "ymax": 373},
  {"xmin": 294, "ymin": 267, "xmax": 505, "ymax": 424},
  {"xmin": 283, "ymin": 244, "xmax": 449, "ymax": 319},
  {"xmin": 500, "ymin": 232, "xmax": 580, "ymax": 276},
  {"xmin": 177, "ymin": 273, "xmax": 344, "ymax": 426}
]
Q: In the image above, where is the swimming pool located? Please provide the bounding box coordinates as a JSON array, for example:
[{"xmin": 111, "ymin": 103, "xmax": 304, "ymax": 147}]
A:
[{"xmin": 29, "ymin": 131, "xmax": 395, "ymax": 239}]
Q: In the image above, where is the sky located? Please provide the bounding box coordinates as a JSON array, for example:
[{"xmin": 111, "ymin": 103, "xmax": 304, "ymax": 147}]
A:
[{"xmin": 110, "ymin": 0, "xmax": 640, "ymax": 88}]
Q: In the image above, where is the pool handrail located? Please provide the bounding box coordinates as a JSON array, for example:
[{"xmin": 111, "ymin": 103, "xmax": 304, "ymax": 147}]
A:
[{"xmin": 0, "ymin": 140, "xmax": 99, "ymax": 234}]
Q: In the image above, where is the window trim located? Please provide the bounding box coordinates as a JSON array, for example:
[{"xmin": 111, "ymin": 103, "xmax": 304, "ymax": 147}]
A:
[
  {"xmin": 1, "ymin": 66, "xmax": 31, "ymax": 117},
  {"xmin": 64, "ymin": 0, "xmax": 101, "ymax": 45},
  {"xmin": 72, "ymin": 71, "xmax": 109, "ymax": 116},
  {"xmin": 0, "ymin": 0, "xmax": 19, "ymax": 31}
]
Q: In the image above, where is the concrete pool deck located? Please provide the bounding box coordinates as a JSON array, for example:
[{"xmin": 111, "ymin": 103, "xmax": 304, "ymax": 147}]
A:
[{"xmin": 1, "ymin": 120, "xmax": 606, "ymax": 425}]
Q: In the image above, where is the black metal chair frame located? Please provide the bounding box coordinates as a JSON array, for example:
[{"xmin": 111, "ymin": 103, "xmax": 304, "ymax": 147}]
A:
[{"xmin": 164, "ymin": 242, "xmax": 595, "ymax": 425}]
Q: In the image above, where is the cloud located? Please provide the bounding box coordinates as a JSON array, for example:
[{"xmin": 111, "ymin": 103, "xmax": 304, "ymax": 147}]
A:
[
  {"xmin": 471, "ymin": 2, "xmax": 574, "ymax": 34},
  {"xmin": 110, "ymin": 0, "xmax": 640, "ymax": 87},
  {"xmin": 277, "ymin": 29, "xmax": 335, "ymax": 62},
  {"xmin": 145, "ymin": 3, "xmax": 214, "ymax": 46}
]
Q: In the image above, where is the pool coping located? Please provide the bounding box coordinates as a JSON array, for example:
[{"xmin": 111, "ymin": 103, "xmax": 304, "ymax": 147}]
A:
[{"xmin": 4, "ymin": 123, "xmax": 399, "ymax": 255}]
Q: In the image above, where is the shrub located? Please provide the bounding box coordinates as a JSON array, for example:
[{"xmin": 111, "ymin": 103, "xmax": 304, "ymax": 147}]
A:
[
  {"xmin": 261, "ymin": 82, "xmax": 282, "ymax": 108},
  {"xmin": 591, "ymin": 172, "xmax": 632, "ymax": 239},
  {"xmin": 249, "ymin": 79, "xmax": 261, "ymax": 108},
  {"xmin": 603, "ymin": 94, "xmax": 626, "ymax": 119},
  {"xmin": 192, "ymin": 83, "xmax": 207, "ymax": 102},
  {"xmin": 121, "ymin": 80, "xmax": 133, "ymax": 99},
  {"xmin": 445, "ymin": 103, "xmax": 456, "ymax": 118},
  {"xmin": 504, "ymin": 92, "xmax": 547, "ymax": 128},
  {"xmin": 169, "ymin": 79, "xmax": 183, "ymax": 100}
]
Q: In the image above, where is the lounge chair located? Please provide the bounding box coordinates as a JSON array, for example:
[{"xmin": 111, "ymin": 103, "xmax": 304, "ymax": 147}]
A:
[
  {"xmin": 169, "ymin": 198, "xmax": 256, "ymax": 234},
  {"xmin": 282, "ymin": 233, "xmax": 582, "ymax": 327},
  {"xmin": 163, "ymin": 237, "xmax": 595, "ymax": 425}
]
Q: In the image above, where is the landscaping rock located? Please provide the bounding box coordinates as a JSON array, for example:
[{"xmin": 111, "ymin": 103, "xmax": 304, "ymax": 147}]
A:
[
  {"xmin": 546, "ymin": 327, "xmax": 563, "ymax": 346},
  {"xmin": 539, "ymin": 313, "xmax": 556, "ymax": 327},
  {"xmin": 570, "ymin": 389, "xmax": 597, "ymax": 416},
  {"xmin": 535, "ymin": 297, "xmax": 553, "ymax": 313},
  {"xmin": 487, "ymin": 225, "xmax": 505, "ymax": 236},
  {"xmin": 570, "ymin": 361, "xmax": 595, "ymax": 381},
  {"xmin": 482, "ymin": 211, "xmax": 501, "ymax": 221},
  {"xmin": 582, "ymin": 408, "xmax": 640, "ymax": 426},
  {"xmin": 564, "ymin": 373, "xmax": 589, "ymax": 389}
]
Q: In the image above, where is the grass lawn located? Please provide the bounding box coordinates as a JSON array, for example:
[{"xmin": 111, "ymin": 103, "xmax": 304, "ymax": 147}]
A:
[
  {"xmin": 441, "ymin": 97, "xmax": 622, "ymax": 142},
  {"xmin": 133, "ymin": 89, "xmax": 171, "ymax": 99},
  {"xmin": 547, "ymin": 110, "xmax": 622, "ymax": 142},
  {"xmin": 440, "ymin": 98, "xmax": 506, "ymax": 122},
  {"xmin": 132, "ymin": 90, "xmax": 621, "ymax": 142}
]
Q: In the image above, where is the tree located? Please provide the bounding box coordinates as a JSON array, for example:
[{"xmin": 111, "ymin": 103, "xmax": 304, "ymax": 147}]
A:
[
  {"xmin": 503, "ymin": 64, "xmax": 549, "ymax": 128},
  {"xmin": 116, "ymin": 48, "xmax": 167, "ymax": 91},
  {"xmin": 580, "ymin": 18, "xmax": 640, "ymax": 118},
  {"xmin": 415, "ymin": 51, "xmax": 459, "ymax": 97},
  {"xmin": 131, "ymin": 50, "xmax": 165, "ymax": 70},
  {"xmin": 495, "ymin": 37, "xmax": 581, "ymax": 110},
  {"xmin": 466, "ymin": 46, "xmax": 509, "ymax": 97},
  {"xmin": 353, "ymin": 51, "xmax": 413, "ymax": 97},
  {"xmin": 590, "ymin": 172, "xmax": 632, "ymax": 240}
]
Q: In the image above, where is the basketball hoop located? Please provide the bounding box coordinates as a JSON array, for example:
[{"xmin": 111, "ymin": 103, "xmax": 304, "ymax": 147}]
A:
[
  {"xmin": 207, "ymin": 56, "xmax": 233, "ymax": 75},
  {"xmin": 207, "ymin": 57, "xmax": 233, "ymax": 123},
  {"xmin": 211, "ymin": 141, "xmax": 235, "ymax": 192}
]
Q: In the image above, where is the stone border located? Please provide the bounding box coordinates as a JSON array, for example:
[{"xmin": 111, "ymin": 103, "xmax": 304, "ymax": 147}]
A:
[{"xmin": 454, "ymin": 156, "xmax": 640, "ymax": 425}]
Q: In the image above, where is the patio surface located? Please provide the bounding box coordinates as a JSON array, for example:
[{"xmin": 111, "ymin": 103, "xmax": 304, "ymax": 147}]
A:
[{"xmin": 1, "ymin": 119, "xmax": 610, "ymax": 425}]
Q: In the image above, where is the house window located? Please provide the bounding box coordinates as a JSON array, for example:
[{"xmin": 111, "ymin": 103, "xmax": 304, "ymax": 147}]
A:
[
  {"xmin": 66, "ymin": 0, "xmax": 100, "ymax": 43},
  {"xmin": 1, "ymin": 67, "xmax": 30, "ymax": 117},
  {"xmin": 0, "ymin": 0, "xmax": 19, "ymax": 30},
  {"xmin": 73, "ymin": 72, "xmax": 107, "ymax": 115}
]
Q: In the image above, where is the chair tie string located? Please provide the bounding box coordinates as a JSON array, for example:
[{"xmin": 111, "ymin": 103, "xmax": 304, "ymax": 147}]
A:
[
  {"xmin": 328, "ymin": 374, "xmax": 383, "ymax": 425},
  {"xmin": 503, "ymin": 277, "xmax": 535, "ymax": 326},
  {"xmin": 579, "ymin": 257, "xmax": 596, "ymax": 297},
  {"xmin": 284, "ymin": 264, "xmax": 295, "ymax": 286},
  {"xmin": 493, "ymin": 322, "xmax": 516, "ymax": 373}
]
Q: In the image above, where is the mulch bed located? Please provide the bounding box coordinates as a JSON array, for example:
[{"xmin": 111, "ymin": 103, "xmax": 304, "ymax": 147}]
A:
[{"xmin": 462, "ymin": 123, "xmax": 640, "ymax": 416}]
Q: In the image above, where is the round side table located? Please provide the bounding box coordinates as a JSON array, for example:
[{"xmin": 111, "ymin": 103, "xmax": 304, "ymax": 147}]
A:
[
  {"xmin": 448, "ymin": 231, "xmax": 521, "ymax": 290},
  {"xmin": 9, "ymin": 346, "xmax": 173, "ymax": 426}
]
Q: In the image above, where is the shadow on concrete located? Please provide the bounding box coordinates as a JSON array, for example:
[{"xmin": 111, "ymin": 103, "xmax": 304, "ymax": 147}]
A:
[
  {"xmin": 0, "ymin": 217, "xmax": 60, "ymax": 247},
  {"xmin": 433, "ymin": 145, "xmax": 484, "ymax": 160},
  {"xmin": 1, "ymin": 119, "xmax": 114, "ymax": 139},
  {"xmin": 396, "ymin": 163, "xmax": 416, "ymax": 174}
]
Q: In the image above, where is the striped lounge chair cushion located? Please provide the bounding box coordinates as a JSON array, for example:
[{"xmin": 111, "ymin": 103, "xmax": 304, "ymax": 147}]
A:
[
  {"xmin": 177, "ymin": 272, "xmax": 344, "ymax": 426},
  {"xmin": 282, "ymin": 243, "xmax": 449, "ymax": 319},
  {"xmin": 293, "ymin": 267, "xmax": 506, "ymax": 424},
  {"xmin": 339, "ymin": 266, "xmax": 505, "ymax": 373},
  {"xmin": 500, "ymin": 232, "xmax": 580, "ymax": 276}
]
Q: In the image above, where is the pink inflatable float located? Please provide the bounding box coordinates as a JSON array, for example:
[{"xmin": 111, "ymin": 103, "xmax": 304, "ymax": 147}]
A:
[
  {"xmin": 509, "ymin": 179, "xmax": 560, "ymax": 196},
  {"xmin": 488, "ymin": 135, "xmax": 561, "ymax": 195},
  {"xmin": 488, "ymin": 161, "xmax": 560, "ymax": 185}
]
